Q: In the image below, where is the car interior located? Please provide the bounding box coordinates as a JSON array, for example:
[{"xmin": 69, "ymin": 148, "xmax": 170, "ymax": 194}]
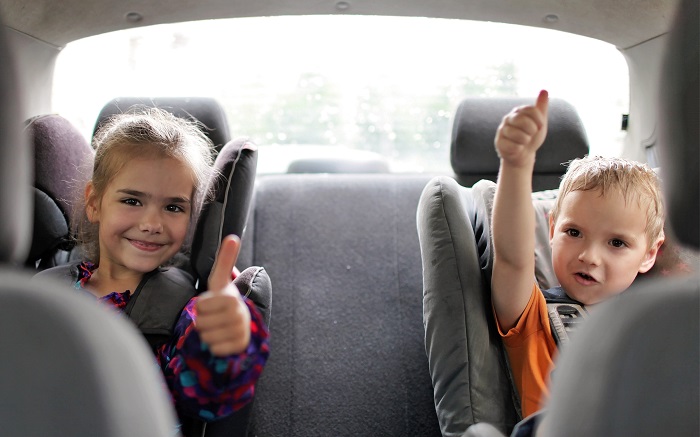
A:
[{"xmin": 0, "ymin": 0, "xmax": 697, "ymax": 436}]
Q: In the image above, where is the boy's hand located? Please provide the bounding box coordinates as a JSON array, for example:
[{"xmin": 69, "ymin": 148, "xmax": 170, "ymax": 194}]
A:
[
  {"xmin": 495, "ymin": 90, "xmax": 549, "ymax": 168},
  {"xmin": 195, "ymin": 234, "xmax": 251, "ymax": 357}
]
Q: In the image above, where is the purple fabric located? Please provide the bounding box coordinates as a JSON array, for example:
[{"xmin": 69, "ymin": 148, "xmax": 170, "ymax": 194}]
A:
[{"xmin": 75, "ymin": 261, "xmax": 270, "ymax": 421}]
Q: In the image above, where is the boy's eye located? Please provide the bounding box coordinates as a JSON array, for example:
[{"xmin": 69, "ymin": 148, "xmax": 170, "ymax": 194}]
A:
[
  {"xmin": 565, "ymin": 229, "xmax": 580, "ymax": 237},
  {"xmin": 610, "ymin": 239, "xmax": 627, "ymax": 248}
]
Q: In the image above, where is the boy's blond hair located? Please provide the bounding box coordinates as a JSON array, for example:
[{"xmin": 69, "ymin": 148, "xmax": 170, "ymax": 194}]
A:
[{"xmin": 550, "ymin": 155, "xmax": 665, "ymax": 248}]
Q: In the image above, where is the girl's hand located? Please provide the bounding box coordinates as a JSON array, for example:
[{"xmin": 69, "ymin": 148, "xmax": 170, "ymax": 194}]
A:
[
  {"xmin": 494, "ymin": 90, "xmax": 549, "ymax": 168},
  {"xmin": 195, "ymin": 234, "xmax": 251, "ymax": 356}
]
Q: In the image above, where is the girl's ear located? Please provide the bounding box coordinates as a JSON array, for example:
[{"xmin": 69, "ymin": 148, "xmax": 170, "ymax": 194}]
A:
[
  {"xmin": 639, "ymin": 233, "xmax": 665, "ymax": 274},
  {"xmin": 85, "ymin": 182, "xmax": 99, "ymax": 223}
]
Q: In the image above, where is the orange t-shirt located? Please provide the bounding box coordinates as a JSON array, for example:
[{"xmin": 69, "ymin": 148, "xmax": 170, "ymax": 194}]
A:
[{"xmin": 495, "ymin": 282, "xmax": 558, "ymax": 418}]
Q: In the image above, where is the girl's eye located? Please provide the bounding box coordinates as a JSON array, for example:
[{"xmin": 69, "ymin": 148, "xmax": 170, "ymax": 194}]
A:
[
  {"xmin": 166, "ymin": 204, "xmax": 186, "ymax": 213},
  {"xmin": 122, "ymin": 198, "xmax": 140, "ymax": 206},
  {"xmin": 610, "ymin": 239, "xmax": 627, "ymax": 248},
  {"xmin": 565, "ymin": 229, "xmax": 580, "ymax": 237}
]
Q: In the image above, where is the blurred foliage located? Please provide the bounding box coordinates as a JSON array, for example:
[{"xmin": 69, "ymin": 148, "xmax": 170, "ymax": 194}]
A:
[{"xmin": 225, "ymin": 62, "xmax": 517, "ymax": 172}]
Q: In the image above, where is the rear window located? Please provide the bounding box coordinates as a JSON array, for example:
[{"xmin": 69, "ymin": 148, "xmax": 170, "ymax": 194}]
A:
[{"xmin": 53, "ymin": 15, "xmax": 629, "ymax": 174}]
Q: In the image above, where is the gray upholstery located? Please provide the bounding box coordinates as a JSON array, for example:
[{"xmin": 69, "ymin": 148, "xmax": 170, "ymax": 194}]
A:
[
  {"xmin": 418, "ymin": 176, "xmax": 520, "ymax": 436},
  {"xmin": 238, "ymin": 174, "xmax": 441, "ymax": 436},
  {"xmin": 450, "ymin": 97, "xmax": 589, "ymax": 191},
  {"xmin": 0, "ymin": 11, "xmax": 177, "ymax": 437},
  {"xmin": 25, "ymin": 114, "xmax": 94, "ymax": 269},
  {"xmin": 541, "ymin": 0, "xmax": 700, "ymax": 435},
  {"xmin": 658, "ymin": 0, "xmax": 699, "ymax": 250},
  {"xmin": 0, "ymin": 23, "xmax": 31, "ymax": 264},
  {"xmin": 540, "ymin": 276, "xmax": 699, "ymax": 437},
  {"xmin": 94, "ymin": 96, "xmax": 232, "ymax": 151},
  {"xmin": 287, "ymin": 156, "xmax": 390, "ymax": 173},
  {"xmin": 3, "ymin": 272, "xmax": 178, "ymax": 436}
]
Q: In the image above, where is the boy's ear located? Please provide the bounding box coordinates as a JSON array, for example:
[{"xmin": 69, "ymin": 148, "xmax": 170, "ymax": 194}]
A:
[
  {"xmin": 549, "ymin": 213, "xmax": 555, "ymax": 242},
  {"xmin": 85, "ymin": 182, "xmax": 99, "ymax": 223},
  {"xmin": 638, "ymin": 234, "xmax": 666, "ymax": 274}
]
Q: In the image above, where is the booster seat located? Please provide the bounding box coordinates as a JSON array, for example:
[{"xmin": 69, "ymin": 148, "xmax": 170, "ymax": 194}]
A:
[{"xmin": 418, "ymin": 32, "xmax": 699, "ymax": 433}]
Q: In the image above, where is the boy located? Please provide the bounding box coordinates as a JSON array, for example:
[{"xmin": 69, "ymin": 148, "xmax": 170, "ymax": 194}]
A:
[{"xmin": 491, "ymin": 90, "xmax": 666, "ymax": 422}]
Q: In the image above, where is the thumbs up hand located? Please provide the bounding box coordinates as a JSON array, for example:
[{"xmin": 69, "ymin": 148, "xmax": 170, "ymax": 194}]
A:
[
  {"xmin": 495, "ymin": 89, "xmax": 550, "ymax": 168},
  {"xmin": 195, "ymin": 234, "xmax": 251, "ymax": 356}
]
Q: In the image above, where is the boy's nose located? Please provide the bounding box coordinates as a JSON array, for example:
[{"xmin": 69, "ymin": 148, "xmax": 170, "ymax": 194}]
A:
[{"xmin": 577, "ymin": 244, "xmax": 601, "ymax": 265}]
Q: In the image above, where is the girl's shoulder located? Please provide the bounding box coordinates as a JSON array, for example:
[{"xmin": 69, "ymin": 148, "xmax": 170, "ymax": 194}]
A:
[{"xmin": 32, "ymin": 262, "xmax": 82, "ymax": 285}]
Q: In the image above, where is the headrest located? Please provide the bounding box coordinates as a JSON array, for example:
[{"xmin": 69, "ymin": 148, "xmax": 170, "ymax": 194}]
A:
[
  {"xmin": 658, "ymin": 0, "xmax": 699, "ymax": 249},
  {"xmin": 27, "ymin": 114, "xmax": 94, "ymax": 219},
  {"xmin": 450, "ymin": 97, "xmax": 589, "ymax": 190},
  {"xmin": 25, "ymin": 115, "xmax": 94, "ymax": 266},
  {"xmin": 190, "ymin": 138, "xmax": 258, "ymax": 290},
  {"xmin": 94, "ymin": 97, "xmax": 232, "ymax": 152},
  {"xmin": 287, "ymin": 157, "xmax": 389, "ymax": 173},
  {"xmin": 0, "ymin": 22, "xmax": 31, "ymax": 264}
]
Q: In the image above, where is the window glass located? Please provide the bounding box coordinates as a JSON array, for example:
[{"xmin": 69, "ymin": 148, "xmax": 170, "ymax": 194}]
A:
[{"xmin": 53, "ymin": 15, "xmax": 629, "ymax": 173}]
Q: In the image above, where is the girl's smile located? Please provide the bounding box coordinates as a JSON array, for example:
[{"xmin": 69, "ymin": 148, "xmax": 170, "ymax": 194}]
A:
[{"xmin": 86, "ymin": 154, "xmax": 195, "ymax": 290}]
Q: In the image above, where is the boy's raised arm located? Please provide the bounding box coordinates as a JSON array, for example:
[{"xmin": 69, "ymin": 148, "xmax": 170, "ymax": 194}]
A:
[{"xmin": 491, "ymin": 90, "xmax": 549, "ymax": 330}]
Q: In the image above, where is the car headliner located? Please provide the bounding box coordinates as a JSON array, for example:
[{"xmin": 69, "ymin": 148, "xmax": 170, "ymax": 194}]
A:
[{"xmin": 0, "ymin": 0, "xmax": 677, "ymax": 49}]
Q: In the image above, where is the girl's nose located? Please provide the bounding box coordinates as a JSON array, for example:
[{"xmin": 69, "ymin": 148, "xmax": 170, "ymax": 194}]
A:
[{"xmin": 139, "ymin": 210, "xmax": 163, "ymax": 234}]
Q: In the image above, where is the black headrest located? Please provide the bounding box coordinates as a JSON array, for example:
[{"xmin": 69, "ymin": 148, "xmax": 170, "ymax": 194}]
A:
[
  {"xmin": 190, "ymin": 138, "xmax": 258, "ymax": 290},
  {"xmin": 658, "ymin": 0, "xmax": 699, "ymax": 250},
  {"xmin": 24, "ymin": 114, "xmax": 94, "ymax": 266},
  {"xmin": 27, "ymin": 114, "xmax": 94, "ymax": 219},
  {"xmin": 94, "ymin": 97, "xmax": 232, "ymax": 152},
  {"xmin": 450, "ymin": 97, "xmax": 589, "ymax": 190},
  {"xmin": 0, "ymin": 22, "xmax": 31, "ymax": 264}
]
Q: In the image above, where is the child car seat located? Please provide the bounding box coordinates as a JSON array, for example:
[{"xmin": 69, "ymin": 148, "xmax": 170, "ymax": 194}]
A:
[
  {"xmin": 25, "ymin": 114, "xmax": 94, "ymax": 270},
  {"xmin": 450, "ymin": 97, "xmax": 589, "ymax": 191}
]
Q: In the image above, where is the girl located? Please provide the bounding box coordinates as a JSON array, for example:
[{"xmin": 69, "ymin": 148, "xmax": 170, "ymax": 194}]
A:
[{"xmin": 34, "ymin": 108, "xmax": 269, "ymax": 434}]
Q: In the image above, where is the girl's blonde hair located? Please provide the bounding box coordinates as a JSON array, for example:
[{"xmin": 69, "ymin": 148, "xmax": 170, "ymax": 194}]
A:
[
  {"xmin": 550, "ymin": 155, "xmax": 665, "ymax": 248},
  {"xmin": 73, "ymin": 107, "xmax": 215, "ymax": 263}
]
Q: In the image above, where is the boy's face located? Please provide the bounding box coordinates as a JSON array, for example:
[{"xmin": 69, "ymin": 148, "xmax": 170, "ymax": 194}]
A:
[
  {"xmin": 549, "ymin": 187, "xmax": 662, "ymax": 305},
  {"xmin": 86, "ymin": 155, "xmax": 194, "ymax": 279}
]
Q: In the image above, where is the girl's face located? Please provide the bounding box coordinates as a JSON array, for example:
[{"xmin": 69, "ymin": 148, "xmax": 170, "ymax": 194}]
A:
[{"xmin": 86, "ymin": 155, "xmax": 195, "ymax": 278}]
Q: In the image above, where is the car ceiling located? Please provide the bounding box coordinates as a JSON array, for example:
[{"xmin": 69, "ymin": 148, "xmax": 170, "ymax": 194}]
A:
[{"xmin": 0, "ymin": 0, "xmax": 678, "ymax": 49}]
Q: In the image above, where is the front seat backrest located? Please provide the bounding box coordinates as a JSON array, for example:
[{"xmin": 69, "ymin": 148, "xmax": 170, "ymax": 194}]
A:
[
  {"xmin": 541, "ymin": 0, "xmax": 699, "ymax": 434},
  {"xmin": 451, "ymin": 97, "xmax": 589, "ymax": 190},
  {"xmin": 0, "ymin": 14, "xmax": 177, "ymax": 437},
  {"xmin": 0, "ymin": 25, "xmax": 31, "ymax": 264},
  {"xmin": 94, "ymin": 96, "xmax": 232, "ymax": 152}
]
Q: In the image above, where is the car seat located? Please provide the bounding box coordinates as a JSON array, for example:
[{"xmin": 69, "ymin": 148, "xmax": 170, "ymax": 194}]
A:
[
  {"xmin": 0, "ymin": 15, "xmax": 178, "ymax": 437},
  {"xmin": 418, "ymin": 89, "xmax": 699, "ymax": 434},
  {"xmin": 94, "ymin": 96, "xmax": 232, "ymax": 152},
  {"xmin": 189, "ymin": 137, "xmax": 272, "ymax": 437},
  {"xmin": 25, "ymin": 114, "xmax": 94, "ymax": 270},
  {"xmin": 450, "ymin": 97, "xmax": 589, "ymax": 191},
  {"xmin": 94, "ymin": 97, "xmax": 271, "ymax": 437},
  {"xmin": 417, "ymin": 96, "xmax": 592, "ymax": 435}
]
